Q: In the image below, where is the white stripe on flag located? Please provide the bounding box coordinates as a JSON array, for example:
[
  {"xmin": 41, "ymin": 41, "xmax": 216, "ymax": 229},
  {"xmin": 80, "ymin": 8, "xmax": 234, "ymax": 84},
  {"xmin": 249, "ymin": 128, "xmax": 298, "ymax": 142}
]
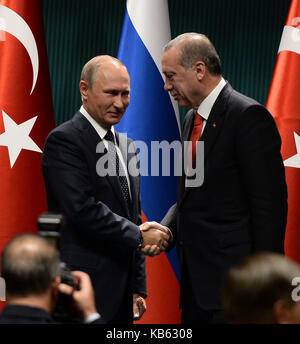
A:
[
  {"xmin": 127, "ymin": 0, "xmax": 170, "ymax": 78},
  {"xmin": 126, "ymin": 0, "xmax": 181, "ymax": 130}
]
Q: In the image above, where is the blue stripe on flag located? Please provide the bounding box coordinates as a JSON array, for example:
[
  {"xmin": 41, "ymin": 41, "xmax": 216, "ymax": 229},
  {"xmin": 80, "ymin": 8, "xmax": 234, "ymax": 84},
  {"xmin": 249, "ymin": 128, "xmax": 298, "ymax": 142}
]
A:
[{"xmin": 116, "ymin": 9, "xmax": 181, "ymax": 282}]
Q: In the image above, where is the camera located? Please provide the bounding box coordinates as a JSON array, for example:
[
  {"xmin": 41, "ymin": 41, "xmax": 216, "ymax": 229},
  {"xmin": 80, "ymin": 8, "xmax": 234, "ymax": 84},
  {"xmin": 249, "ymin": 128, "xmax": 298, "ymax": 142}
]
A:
[{"xmin": 37, "ymin": 212, "xmax": 82, "ymax": 323}]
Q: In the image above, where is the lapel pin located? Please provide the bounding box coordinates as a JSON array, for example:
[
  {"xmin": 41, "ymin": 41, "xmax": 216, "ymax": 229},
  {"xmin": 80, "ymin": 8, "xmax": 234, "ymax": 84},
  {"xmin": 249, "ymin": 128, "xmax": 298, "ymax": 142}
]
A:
[{"xmin": 212, "ymin": 122, "xmax": 217, "ymax": 128}]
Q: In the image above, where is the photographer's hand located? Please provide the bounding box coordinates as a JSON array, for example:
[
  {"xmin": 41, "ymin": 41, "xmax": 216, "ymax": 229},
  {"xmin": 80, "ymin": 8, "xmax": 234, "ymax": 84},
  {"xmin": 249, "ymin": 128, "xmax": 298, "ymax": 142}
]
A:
[{"xmin": 58, "ymin": 270, "xmax": 100, "ymax": 321}]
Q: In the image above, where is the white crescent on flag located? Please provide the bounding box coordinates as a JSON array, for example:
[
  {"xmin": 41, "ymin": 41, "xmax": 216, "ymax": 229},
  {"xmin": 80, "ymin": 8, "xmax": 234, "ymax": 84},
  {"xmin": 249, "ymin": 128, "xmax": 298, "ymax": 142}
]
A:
[
  {"xmin": 0, "ymin": 4, "xmax": 39, "ymax": 94},
  {"xmin": 278, "ymin": 25, "xmax": 300, "ymax": 55},
  {"xmin": 284, "ymin": 132, "xmax": 300, "ymax": 168}
]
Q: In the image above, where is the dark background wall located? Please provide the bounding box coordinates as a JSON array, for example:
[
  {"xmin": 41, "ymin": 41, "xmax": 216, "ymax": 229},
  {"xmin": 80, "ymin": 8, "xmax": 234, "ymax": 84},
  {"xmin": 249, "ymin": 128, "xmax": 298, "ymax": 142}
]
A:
[{"xmin": 42, "ymin": 0, "xmax": 290, "ymax": 126}]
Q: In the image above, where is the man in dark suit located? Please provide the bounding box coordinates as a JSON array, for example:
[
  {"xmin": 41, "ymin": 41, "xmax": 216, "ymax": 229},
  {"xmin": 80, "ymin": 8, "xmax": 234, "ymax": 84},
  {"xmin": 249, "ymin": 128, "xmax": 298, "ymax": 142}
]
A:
[
  {"xmin": 42, "ymin": 55, "xmax": 170, "ymax": 324},
  {"xmin": 159, "ymin": 33, "xmax": 287, "ymax": 323},
  {"xmin": 0, "ymin": 234, "xmax": 104, "ymax": 324}
]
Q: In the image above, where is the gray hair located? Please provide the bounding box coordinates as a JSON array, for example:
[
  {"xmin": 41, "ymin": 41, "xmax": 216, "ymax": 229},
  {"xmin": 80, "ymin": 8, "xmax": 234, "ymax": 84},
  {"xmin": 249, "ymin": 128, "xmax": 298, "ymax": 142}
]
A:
[
  {"xmin": 222, "ymin": 252, "xmax": 300, "ymax": 323},
  {"xmin": 164, "ymin": 33, "xmax": 222, "ymax": 75}
]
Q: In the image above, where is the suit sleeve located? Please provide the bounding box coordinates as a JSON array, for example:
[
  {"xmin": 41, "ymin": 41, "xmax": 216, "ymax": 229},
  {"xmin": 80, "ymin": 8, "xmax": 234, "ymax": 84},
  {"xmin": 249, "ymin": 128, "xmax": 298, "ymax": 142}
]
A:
[
  {"xmin": 236, "ymin": 105, "xmax": 287, "ymax": 253},
  {"xmin": 161, "ymin": 203, "xmax": 178, "ymax": 252},
  {"xmin": 42, "ymin": 129, "xmax": 142, "ymax": 252},
  {"xmin": 132, "ymin": 148, "xmax": 147, "ymax": 297},
  {"xmin": 133, "ymin": 250, "xmax": 147, "ymax": 297},
  {"xmin": 160, "ymin": 111, "xmax": 193, "ymax": 249}
]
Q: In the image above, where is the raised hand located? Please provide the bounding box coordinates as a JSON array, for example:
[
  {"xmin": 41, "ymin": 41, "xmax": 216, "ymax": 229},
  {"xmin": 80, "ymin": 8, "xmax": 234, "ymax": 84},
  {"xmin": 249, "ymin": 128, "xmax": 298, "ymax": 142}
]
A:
[{"xmin": 58, "ymin": 270, "xmax": 98, "ymax": 320}]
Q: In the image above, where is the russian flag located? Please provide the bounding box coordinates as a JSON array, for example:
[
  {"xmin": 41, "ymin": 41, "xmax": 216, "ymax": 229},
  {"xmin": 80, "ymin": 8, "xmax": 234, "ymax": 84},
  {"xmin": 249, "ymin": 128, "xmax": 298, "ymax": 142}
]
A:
[{"xmin": 116, "ymin": 0, "xmax": 181, "ymax": 323}]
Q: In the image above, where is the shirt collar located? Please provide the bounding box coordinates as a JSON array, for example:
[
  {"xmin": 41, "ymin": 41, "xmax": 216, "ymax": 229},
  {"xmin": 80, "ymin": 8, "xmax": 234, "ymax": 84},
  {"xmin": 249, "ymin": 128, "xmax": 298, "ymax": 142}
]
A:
[
  {"xmin": 197, "ymin": 77, "xmax": 226, "ymax": 120},
  {"xmin": 79, "ymin": 105, "xmax": 116, "ymax": 140}
]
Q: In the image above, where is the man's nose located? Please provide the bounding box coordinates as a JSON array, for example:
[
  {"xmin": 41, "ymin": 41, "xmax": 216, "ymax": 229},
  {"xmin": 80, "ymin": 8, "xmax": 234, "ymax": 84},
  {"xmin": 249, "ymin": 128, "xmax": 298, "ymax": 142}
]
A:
[
  {"xmin": 114, "ymin": 95, "xmax": 123, "ymax": 109},
  {"xmin": 164, "ymin": 79, "xmax": 172, "ymax": 92}
]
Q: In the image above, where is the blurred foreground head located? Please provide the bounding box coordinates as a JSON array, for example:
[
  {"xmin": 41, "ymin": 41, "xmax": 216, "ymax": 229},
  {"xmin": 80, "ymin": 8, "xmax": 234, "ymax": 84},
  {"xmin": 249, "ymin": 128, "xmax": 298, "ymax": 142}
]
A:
[
  {"xmin": 1, "ymin": 234, "xmax": 60, "ymax": 298},
  {"xmin": 223, "ymin": 252, "xmax": 300, "ymax": 324}
]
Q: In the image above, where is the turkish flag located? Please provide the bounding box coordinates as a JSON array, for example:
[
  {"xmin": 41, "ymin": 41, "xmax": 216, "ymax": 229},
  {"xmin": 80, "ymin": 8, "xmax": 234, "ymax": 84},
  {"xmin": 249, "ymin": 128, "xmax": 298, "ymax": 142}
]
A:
[
  {"xmin": 0, "ymin": 0, "xmax": 55, "ymax": 279},
  {"xmin": 266, "ymin": 0, "xmax": 300, "ymax": 262}
]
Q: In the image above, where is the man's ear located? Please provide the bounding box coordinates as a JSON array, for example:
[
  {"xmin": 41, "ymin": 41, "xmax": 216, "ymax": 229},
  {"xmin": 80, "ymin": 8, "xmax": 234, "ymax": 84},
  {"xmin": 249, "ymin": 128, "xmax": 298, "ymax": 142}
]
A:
[
  {"xmin": 193, "ymin": 61, "xmax": 206, "ymax": 81},
  {"xmin": 50, "ymin": 276, "xmax": 61, "ymax": 304},
  {"xmin": 79, "ymin": 80, "xmax": 89, "ymax": 101},
  {"xmin": 52, "ymin": 276, "xmax": 61, "ymax": 290}
]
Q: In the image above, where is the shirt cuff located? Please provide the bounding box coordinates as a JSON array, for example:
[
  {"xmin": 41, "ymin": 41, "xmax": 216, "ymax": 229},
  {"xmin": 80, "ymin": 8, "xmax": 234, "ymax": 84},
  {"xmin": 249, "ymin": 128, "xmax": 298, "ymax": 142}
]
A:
[
  {"xmin": 164, "ymin": 226, "xmax": 173, "ymax": 243},
  {"xmin": 84, "ymin": 312, "xmax": 101, "ymax": 324}
]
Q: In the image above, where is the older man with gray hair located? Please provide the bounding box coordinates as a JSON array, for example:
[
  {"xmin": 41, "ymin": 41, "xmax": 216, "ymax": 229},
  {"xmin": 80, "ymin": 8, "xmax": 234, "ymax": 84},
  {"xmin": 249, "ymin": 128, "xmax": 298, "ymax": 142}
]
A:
[{"xmin": 159, "ymin": 33, "xmax": 287, "ymax": 324}]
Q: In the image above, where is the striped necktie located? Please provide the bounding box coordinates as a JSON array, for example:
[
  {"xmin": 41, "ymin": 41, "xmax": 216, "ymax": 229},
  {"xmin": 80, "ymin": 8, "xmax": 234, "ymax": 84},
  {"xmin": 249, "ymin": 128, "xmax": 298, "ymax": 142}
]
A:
[{"xmin": 105, "ymin": 130, "xmax": 130, "ymax": 207}]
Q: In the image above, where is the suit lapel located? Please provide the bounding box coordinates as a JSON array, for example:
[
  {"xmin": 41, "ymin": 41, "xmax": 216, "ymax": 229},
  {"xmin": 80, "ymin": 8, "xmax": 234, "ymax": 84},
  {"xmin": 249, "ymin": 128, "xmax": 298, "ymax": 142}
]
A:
[
  {"xmin": 178, "ymin": 83, "xmax": 232, "ymax": 206},
  {"xmin": 116, "ymin": 132, "xmax": 137, "ymax": 220},
  {"xmin": 200, "ymin": 83, "xmax": 232, "ymax": 161},
  {"xmin": 177, "ymin": 110, "xmax": 194, "ymax": 206},
  {"xmin": 72, "ymin": 112, "xmax": 131, "ymax": 218}
]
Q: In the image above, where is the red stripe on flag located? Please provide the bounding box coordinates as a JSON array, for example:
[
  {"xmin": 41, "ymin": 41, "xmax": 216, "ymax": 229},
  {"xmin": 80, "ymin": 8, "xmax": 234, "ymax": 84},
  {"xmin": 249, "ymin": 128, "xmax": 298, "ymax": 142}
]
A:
[
  {"xmin": 266, "ymin": 0, "xmax": 300, "ymax": 263},
  {"xmin": 0, "ymin": 0, "xmax": 55, "ymax": 310},
  {"xmin": 134, "ymin": 211, "xmax": 181, "ymax": 324}
]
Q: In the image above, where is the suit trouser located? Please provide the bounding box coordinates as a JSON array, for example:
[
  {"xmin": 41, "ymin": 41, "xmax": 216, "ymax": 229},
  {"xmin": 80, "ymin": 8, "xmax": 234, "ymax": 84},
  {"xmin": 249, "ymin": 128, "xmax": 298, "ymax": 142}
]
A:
[
  {"xmin": 181, "ymin": 256, "xmax": 227, "ymax": 324},
  {"xmin": 68, "ymin": 263, "xmax": 133, "ymax": 324},
  {"xmin": 107, "ymin": 286, "xmax": 133, "ymax": 324}
]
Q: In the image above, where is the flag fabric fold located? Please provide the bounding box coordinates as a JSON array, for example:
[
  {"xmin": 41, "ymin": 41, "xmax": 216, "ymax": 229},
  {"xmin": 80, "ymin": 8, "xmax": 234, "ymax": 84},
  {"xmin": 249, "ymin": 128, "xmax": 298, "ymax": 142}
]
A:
[
  {"xmin": 0, "ymin": 0, "xmax": 55, "ymax": 290},
  {"xmin": 266, "ymin": 0, "xmax": 300, "ymax": 262},
  {"xmin": 116, "ymin": 0, "xmax": 181, "ymax": 323}
]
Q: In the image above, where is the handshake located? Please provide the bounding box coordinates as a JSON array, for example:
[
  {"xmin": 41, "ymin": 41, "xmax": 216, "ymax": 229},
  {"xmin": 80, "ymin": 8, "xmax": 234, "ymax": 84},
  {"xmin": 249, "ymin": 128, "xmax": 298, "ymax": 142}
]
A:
[{"xmin": 138, "ymin": 221, "xmax": 172, "ymax": 257}]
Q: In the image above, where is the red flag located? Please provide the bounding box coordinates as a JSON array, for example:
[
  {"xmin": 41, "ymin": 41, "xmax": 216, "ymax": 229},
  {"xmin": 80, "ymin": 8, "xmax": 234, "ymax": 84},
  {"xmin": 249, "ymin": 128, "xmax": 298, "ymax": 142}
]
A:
[
  {"xmin": 0, "ymin": 0, "xmax": 55, "ymax": 299},
  {"xmin": 266, "ymin": 0, "xmax": 300, "ymax": 262}
]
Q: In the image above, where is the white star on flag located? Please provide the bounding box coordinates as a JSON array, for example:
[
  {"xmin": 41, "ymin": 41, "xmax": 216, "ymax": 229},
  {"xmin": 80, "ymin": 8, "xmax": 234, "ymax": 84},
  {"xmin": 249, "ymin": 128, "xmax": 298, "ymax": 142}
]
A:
[
  {"xmin": 0, "ymin": 110, "xmax": 42, "ymax": 168},
  {"xmin": 284, "ymin": 132, "xmax": 300, "ymax": 168}
]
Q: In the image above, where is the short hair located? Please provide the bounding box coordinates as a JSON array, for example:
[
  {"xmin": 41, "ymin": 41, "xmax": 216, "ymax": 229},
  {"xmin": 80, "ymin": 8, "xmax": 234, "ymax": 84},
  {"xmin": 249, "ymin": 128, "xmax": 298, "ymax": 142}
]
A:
[
  {"xmin": 80, "ymin": 55, "xmax": 127, "ymax": 87},
  {"xmin": 222, "ymin": 252, "xmax": 300, "ymax": 323},
  {"xmin": 164, "ymin": 33, "xmax": 222, "ymax": 76},
  {"xmin": 1, "ymin": 234, "xmax": 60, "ymax": 297}
]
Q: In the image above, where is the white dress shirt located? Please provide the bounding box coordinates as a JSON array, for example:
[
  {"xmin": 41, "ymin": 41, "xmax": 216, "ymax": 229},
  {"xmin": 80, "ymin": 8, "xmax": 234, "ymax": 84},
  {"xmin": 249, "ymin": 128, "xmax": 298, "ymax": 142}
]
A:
[
  {"xmin": 80, "ymin": 105, "xmax": 132, "ymax": 198},
  {"xmin": 196, "ymin": 77, "xmax": 226, "ymax": 134}
]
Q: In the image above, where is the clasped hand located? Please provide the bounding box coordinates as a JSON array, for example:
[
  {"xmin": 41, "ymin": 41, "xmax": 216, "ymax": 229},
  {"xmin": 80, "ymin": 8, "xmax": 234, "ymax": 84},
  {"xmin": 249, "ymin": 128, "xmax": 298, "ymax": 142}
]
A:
[{"xmin": 139, "ymin": 221, "xmax": 171, "ymax": 257}]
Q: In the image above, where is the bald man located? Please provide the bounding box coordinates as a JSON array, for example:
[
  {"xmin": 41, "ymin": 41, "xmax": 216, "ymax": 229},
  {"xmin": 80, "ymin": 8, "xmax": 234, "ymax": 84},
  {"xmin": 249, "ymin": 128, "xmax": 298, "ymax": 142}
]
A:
[
  {"xmin": 0, "ymin": 234, "xmax": 102, "ymax": 324},
  {"xmin": 42, "ymin": 56, "xmax": 170, "ymax": 324}
]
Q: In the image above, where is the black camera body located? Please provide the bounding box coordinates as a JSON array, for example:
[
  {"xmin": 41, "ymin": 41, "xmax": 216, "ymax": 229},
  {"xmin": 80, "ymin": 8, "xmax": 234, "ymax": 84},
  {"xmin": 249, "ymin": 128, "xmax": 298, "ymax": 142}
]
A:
[{"xmin": 37, "ymin": 213, "xmax": 82, "ymax": 323}]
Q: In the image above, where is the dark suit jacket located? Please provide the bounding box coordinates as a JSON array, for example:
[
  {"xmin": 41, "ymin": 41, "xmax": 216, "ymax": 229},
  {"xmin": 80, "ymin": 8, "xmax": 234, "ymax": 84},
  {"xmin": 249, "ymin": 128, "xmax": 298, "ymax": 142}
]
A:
[
  {"xmin": 0, "ymin": 305, "xmax": 54, "ymax": 324},
  {"xmin": 0, "ymin": 305, "xmax": 105, "ymax": 324},
  {"xmin": 162, "ymin": 83, "xmax": 287, "ymax": 311},
  {"xmin": 42, "ymin": 111, "xmax": 146, "ymax": 322}
]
